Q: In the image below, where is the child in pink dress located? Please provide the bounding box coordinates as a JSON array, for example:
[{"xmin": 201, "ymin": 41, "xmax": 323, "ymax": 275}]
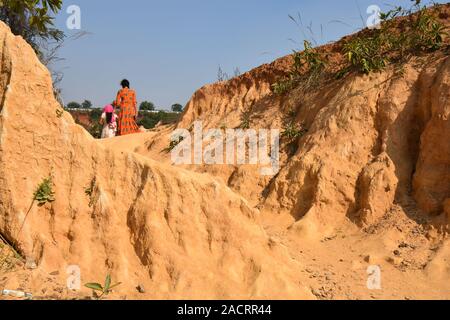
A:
[{"xmin": 100, "ymin": 104, "xmax": 118, "ymax": 139}]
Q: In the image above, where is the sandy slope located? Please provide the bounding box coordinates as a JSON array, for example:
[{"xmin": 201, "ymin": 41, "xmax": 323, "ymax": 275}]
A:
[
  {"xmin": 0, "ymin": 21, "xmax": 313, "ymax": 300},
  {"xmin": 99, "ymin": 133, "xmax": 450, "ymax": 300},
  {"xmin": 1, "ymin": 4, "xmax": 450, "ymax": 300},
  {"xmin": 96, "ymin": 5, "xmax": 450, "ymax": 300}
]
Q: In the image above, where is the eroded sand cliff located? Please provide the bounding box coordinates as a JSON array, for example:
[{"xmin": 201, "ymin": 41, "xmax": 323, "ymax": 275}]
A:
[{"xmin": 1, "ymin": 4, "xmax": 450, "ymax": 300}]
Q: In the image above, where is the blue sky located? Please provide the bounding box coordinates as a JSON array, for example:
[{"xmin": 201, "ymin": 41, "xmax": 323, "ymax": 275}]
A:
[{"xmin": 53, "ymin": 0, "xmax": 446, "ymax": 109}]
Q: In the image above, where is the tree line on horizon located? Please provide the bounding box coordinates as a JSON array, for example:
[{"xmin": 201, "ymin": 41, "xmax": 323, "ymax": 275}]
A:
[
  {"xmin": 69, "ymin": 107, "xmax": 182, "ymax": 138},
  {"xmin": 66, "ymin": 99, "xmax": 184, "ymax": 137},
  {"xmin": 66, "ymin": 100, "xmax": 184, "ymax": 113}
]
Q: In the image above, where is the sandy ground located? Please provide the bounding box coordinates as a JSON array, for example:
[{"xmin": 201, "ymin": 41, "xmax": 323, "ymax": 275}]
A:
[
  {"xmin": 1, "ymin": 129, "xmax": 449, "ymax": 300},
  {"xmin": 96, "ymin": 133, "xmax": 450, "ymax": 300}
]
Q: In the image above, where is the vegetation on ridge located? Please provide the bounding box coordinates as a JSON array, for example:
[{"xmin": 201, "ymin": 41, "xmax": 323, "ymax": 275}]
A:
[
  {"xmin": 0, "ymin": 0, "xmax": 64, "ymax": 54},
  {"xmin": 273, "ymin": 1, "xmax": 448, "ymax": 94}
]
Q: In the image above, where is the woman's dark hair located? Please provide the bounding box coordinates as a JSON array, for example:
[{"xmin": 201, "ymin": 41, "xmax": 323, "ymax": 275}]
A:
[
  {"xmin": 106, "ymin": 112, "xmax": 113, "ymax": 124},
  {"xmin": 121, "ymin": 79, "xmax": 130, "ymax": 88}
]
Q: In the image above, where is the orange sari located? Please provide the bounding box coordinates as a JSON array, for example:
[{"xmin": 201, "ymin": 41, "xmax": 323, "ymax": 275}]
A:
[{"xmin": 115, "ymin": 87, "xmax": 140, "ymax": 136}]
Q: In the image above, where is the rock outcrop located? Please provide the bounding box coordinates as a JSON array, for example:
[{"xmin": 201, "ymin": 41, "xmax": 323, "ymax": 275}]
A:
[
  {"xmin": 141, "ymin": 6, "xmax": 450, "ymax": 236},
  {"xmin": 0, "ymin": 22, "xmax": 312, "ymax": 299},
  {"xmin": 413, "ymin": 58, "xmax": 450, "ymax": 216},
  {"xmin": 144, "ymin": 50, "xmax": 450, "ymax": 237},
  {"xmin": 263, "ymin": 55, "xmax": 450, "ymax": 234}
]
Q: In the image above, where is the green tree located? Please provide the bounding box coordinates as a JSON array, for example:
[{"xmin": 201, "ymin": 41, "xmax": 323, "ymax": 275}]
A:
[
  {"xmin": 81, "ymin": 100, "xmax": 93, "ymax": 109},
  {"xmin": 67, "ymin": 101, "xmax": 81, "ymax": 109},
  {"xmin": 90, "ymin": 108, "xmax": 102, "ymax": 121},
  {"xmin": 137, "ymin": 111, "xmax": 182, "ymax": 130},
  {"xmin": 137, "ymin": 113, "xmax": 159, "ymax": 129},
  {"xmin": 171, "ymin": 104, "xmax": 184, "ymax": 112},
  {"xmin": 140, "ymin": 101, "xmax": 155, "ymax": 111},
  {"xmin": 0, "ymin": 0, "xmax": 64, "ymax": 53}
]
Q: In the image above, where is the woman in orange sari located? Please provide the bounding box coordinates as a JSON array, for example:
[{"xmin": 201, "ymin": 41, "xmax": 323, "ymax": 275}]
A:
[{"xmin": 115, "ymin": 79, "xmax": 140, "ymax": 136}]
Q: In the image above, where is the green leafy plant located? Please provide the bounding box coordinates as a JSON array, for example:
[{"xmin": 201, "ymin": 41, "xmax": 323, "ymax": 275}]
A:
[
  {"xmin": 410, "ymin": 5, "xmax": 447, "ymax": 51},
  {"xmin": 163, "ymin": 136, "xmax": 184, "ymax": 153},
  {"xmin": 343, "ymin": 35, "xmax": 387, "ymax": 74},
  {"xmin": 340, "ymin": 1, "xmax": 447, "ymax": 76},
  {"xmin": 19, "ymin": 177, "xmax": 55, "ymax": 234},
  {"xmin": 273, "ymin": 40, "xmax": 327, "ymax": 94},
  {"xmin": 282, "ymin": 110, "xmax": 303, "ymax": 154},
  {"xmin": 0, "ymin": 0, "xmax": 64, "ymax": 54},
  {"xmin": 281, "ymin": 122, "xmax": 308, "ymax": 156},
  {"xmin": 272, "ymin": 78, "xmax": 294, "ymax": 95},
  {"xmin": 293, "ymin": 40, "xmax": 327, "ymax": 75},
  {"xmin": 33, "ymin": 177, "xmax": 55, "ymax": 206},
  {"xmin": 85, "ymin": 274, "xmax": 121, "ymax": 299},
  {"xmin": 171, "ymin": 103, "xmax": 184, "ymax": 112},
  {"xmin": 137, "ymin": 111, "xmax": 181, "ymax": 130},
  {"xmin": 282, "ymin": 122, "xmax": 308, "ymax": 141},
  {"xmin": 335, "ymin": 66, "xmax": 351, "ymax": 79},
  {"xmin": 0, "ymin": 233, "xmax": 25, "ymax": 272},
  {"xmin": 81, "ymin": 100, "xmax": 93, "ymax": 109},
  {"xmin": 239, "ymin": 111, "xmax": 251, "ymax": 130},
  {"xmin": 139, "ymin": 101, "xmax": 155, "ymax": 111}
]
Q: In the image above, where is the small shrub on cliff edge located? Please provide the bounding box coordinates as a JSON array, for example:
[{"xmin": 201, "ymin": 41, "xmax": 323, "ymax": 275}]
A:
[
  {"xmin": 275, "ymin": 1, "xmax": 447, "ymax": 89},
  {"xmin": 343, "ymin": 35, "xmax": 388, "ymax": 74},
  {"xmin": 282, "ymin": 122, "xmax": 308, "ymax": 156},
  {"xmin": 239, "ymin": 111, "xmax": 252, "ymax": 129},
  {"xmin": 272, "ymin": 78, "xmax": 295, "ymax": 95},
  {"xmin": 282, "ymin": 122, "xmax": 308, "ymax": 142},
  {"xmin": 0, "ymin": 233, "xmax": 24, "ymax": 272},
  {"xmin": 163, "ymin": 136, "xmax": 185, "ymax": 153},
  {"xmin": 411, "ymin": 5, "xmax": 447, "ymax": 51},
  {"xmin": 33, "ymin": 177, "xmax": 55, "ymax": 207},
  {"xmin": 293, "ymin": 40, "xmax": 327, "ymax": 75},
  {"xmin": 272, "ymin": 40, "xmax": 327, "ymax": 95},
  {"xmin": 341, "ymin": 1, "xmax": 447, "ymax": 75},
  {"xmin": 85, "ymin": 177, "xmax": 96, "ymax": 197},
  {"xmin": 85, "ymin": 274, "xmax": 121, "ymax": 299}
]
